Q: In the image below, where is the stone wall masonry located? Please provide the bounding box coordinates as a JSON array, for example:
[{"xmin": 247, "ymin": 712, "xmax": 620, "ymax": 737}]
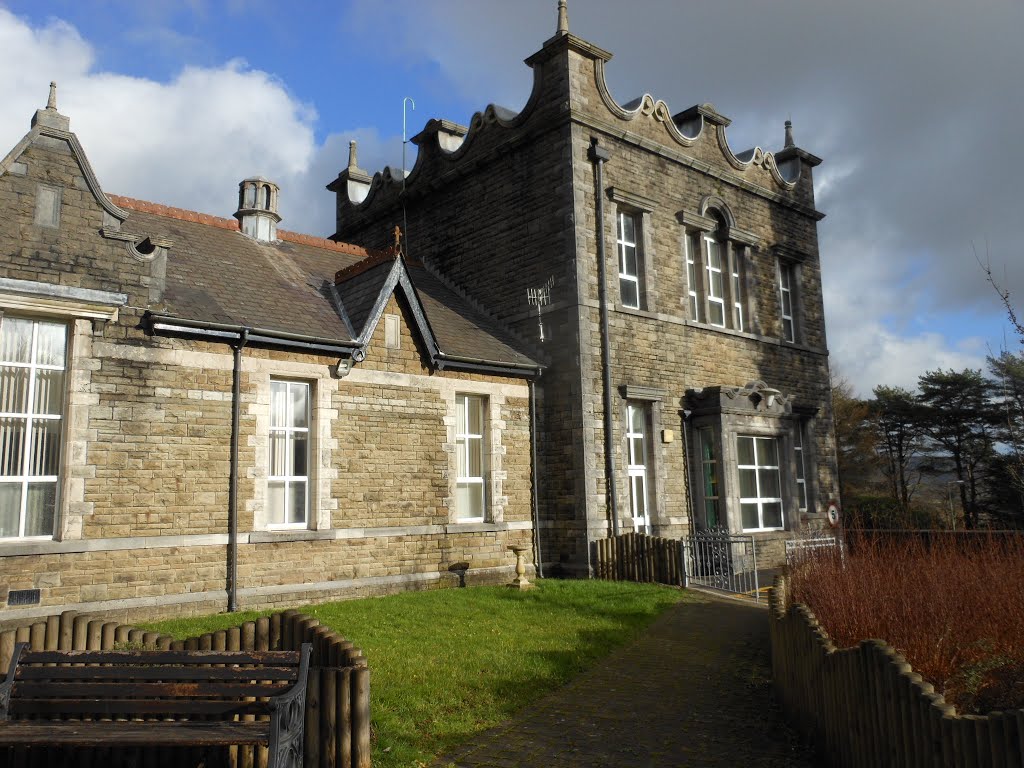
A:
[
  {"xmin": 0, "ymin": 143, "xmax": 153, "ymax": 308},
  {"xmin": 0, "ymin": 278, "xmax": 535, "ymax": 620},
  {"xmin": 328, "ymin": 33, "xmax": 838, "ymax": 574}
]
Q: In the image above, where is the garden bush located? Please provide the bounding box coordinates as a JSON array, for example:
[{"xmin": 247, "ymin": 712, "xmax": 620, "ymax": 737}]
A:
[{"xmin": 788, "ymin": 532, "xmax": 1024, "ymax": 713}]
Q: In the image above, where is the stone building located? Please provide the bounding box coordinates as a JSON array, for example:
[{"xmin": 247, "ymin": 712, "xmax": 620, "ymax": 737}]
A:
[
  {"xmin": 0, "ymin": 86, "xmax": 540, "ymax": 624},
  {"xmin": 331, "ymin": 4, "xmax": 839, "ymax": 574},
  {"xmin": 0, "ymin": 3, "xmax": 840, "ymax": 622}
]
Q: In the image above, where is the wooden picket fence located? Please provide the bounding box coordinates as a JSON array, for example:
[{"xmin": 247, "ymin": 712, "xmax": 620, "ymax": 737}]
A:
[
  {"xmin": 770, "ymin": 576, "xmax": 1024, "ymax": 767},
  {"xmin": 593, "ymin": 532, "xmax": 684, "ymax": 586},
  {"xmin": 0, "ymin": 609, "xmax": 371, "ymax": 768}
]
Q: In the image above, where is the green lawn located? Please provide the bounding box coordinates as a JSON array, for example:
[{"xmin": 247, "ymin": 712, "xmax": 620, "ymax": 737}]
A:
[{"xmin": 144, "ymin": 580, "xmax": 688, "ymax": 768}]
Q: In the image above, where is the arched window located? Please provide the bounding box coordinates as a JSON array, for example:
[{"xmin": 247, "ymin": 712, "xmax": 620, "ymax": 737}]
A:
[{"xmin": 261, "ymin": 185, "xmax": 272, "ymax": 210}]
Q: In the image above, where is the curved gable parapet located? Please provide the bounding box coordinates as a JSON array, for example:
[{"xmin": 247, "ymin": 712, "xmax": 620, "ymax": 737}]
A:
[
  {"xmin": 2, "ymin": 124, "xmax": 129, "ymax": 221},
  {"xmin": 340, "ymin": 101, "xmax": 540, "ymax": 214},
  {"xmin": 339, "ymin": 63, "xmax": 547, "ymax": 214},
  {"xmin": 591, "ymin": 59, "xmax": 799, "ymax": 192},
  {"xmin": 716, "ymin": 132, "xmax": 797, "ymax": 190},
  {"xmin": 594, "ymin": 64, "xmax": 698, "ymax": 148}
]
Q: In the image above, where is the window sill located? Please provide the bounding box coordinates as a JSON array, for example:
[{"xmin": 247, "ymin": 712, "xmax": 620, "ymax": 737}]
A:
[
  {"xmin": 250, "ymin": 528, "xmax": 330, "ymax": 543},
  {"xmin": 445, "ymin": 521, "xmax": 511, "ymax": 534},
  {"xmin": 610, "ymin": 303, "xmax": 823, "ymax": 354}
]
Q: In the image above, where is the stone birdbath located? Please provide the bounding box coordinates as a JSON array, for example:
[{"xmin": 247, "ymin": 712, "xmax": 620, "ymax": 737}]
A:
[{"xmin": 508, "ymin": 545, "xmax": 534, "ymax": 590}]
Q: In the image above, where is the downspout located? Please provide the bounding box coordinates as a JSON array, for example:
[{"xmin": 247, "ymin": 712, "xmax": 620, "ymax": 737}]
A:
[
  {"xmin": 588, "ymin": 138, "xmax": 619, "ymax": 536},
  {"xmin": 227, "ymin": 328, "xmax": 249, "ymax": 612},
  {"xmin": 529, "ymin": 377, "xmax": 544, "ymax": 578}
]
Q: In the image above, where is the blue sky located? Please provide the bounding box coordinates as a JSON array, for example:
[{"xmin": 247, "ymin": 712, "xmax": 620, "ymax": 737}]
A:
[{"xmin": 1, "ymin": 0, "xmax": 1021, "ymax": 396}]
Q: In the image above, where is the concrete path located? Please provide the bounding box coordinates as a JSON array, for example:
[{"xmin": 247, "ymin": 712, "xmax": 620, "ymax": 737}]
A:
[{"xmin": 435, "ymin": 592, "xmax": 818, "ymax": 768}]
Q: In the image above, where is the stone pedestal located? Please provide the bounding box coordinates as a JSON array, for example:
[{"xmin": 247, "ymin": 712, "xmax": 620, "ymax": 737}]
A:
[{"xmin": 508, "ymin": 545, "xmax": 534, "ymax": 590}]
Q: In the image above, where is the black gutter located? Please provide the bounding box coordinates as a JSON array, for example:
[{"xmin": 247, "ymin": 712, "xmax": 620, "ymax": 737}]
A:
[
  {"xmin": 227, "ymin": 328, "xmax": 249, "ymax": 612},
  {"xmin": 588, "ymin": 137, "xmax": 619, "ymax": 536},
  {"xmin": 434, "ymin": 352, "xmax": 542, "ymax": 378},
  {"xmin": 147, "ymin": 314, "xmax": 359, "ymax": 356},
  {"xmin": 529, "ymin": 377, "xmax": 544, "ymax": 578}
]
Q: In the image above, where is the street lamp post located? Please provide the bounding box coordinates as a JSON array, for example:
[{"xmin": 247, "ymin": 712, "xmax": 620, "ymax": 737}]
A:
[{"xmin": 946, "ymin": 479, "xmax": 965, "ymax": 530}]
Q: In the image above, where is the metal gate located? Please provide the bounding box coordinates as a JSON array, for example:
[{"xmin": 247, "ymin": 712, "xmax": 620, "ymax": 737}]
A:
[{"xmin": 683, "ymin": 528, "xmax": 761, "ymax": 602}]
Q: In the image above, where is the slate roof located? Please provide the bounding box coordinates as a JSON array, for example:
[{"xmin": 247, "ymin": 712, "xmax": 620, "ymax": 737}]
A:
[{"xmin": 111, "ymin": 196, "xmax": 539, "ymax": 373}]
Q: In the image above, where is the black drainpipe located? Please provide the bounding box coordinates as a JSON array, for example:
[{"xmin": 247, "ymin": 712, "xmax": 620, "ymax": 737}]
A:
[
  {"xmin": 227, "ymin": 328, "xmax": 249, "ymax": 612},
  {"xmin": 588, "ymin": 138, "xmax": 619, "ymax": 536},
  {"xmin": 529, "ymin": 377, "xmax": 544, "ymax": 578}
]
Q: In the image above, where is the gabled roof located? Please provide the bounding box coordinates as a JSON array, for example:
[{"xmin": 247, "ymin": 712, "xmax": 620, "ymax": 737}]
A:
[{"xmin": 111, "ymin": 197, "xmax": 539, "ymax": 376}]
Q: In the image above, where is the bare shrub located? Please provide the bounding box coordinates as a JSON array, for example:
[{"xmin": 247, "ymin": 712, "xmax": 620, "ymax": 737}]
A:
[{"xmin": 788, "ymin": 532, "xmax": 1024, "ymax": 713}]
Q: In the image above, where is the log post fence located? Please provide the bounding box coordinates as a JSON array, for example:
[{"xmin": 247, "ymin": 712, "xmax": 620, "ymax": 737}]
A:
[
  {"xmin": 0, "ymin": 609, "xmax": 371, "ymax": 768},
  {"xmin": 770, "ymin": 575, "xmax": 1024, "ymax": 767}
]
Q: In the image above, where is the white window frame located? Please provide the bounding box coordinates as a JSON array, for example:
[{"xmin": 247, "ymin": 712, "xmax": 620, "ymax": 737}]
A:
[
  {"xmin": 704, "ymin": 233, "xmax": 726, "ymax": 327},
  {"xmin": 685, "ymin": 233, "xmax": 700, "ymax": 321},
  {"xmin": 626, "ymin": 402, "xmax": 651, "ymax": 533},
  {"xmin": 794, "ymin": 425, "xmax": 808, "ymax": 512},
  {"xmin": 731, "ymin": 247, "xmax": 745, "ymax": 332},
  {"xmin": 737, "ymin": 435, "xmax": 785, "ymax": 532},
  {"xmin": 455, "ymin": 393, "xmax": 487, "ymax": 522},
  {"xmin": 617, "ymin": 211, "xmax": 641, "ymax": 309},
  {"xmin": 0, "ymin": 316, "xmax": 66, "ymax": 540},
  {"xmin": 267, "ymin": 379, "xmax": 310, "ymax": 528},
  {"xmin": 779, "ymin": 262, "xmax": 796, "ymax": 342}
]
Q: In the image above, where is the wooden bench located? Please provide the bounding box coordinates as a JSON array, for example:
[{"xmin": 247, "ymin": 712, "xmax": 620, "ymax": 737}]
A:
[{"xmin": 0, "ymin": 641, "xmax": 311, "ymax": 768}]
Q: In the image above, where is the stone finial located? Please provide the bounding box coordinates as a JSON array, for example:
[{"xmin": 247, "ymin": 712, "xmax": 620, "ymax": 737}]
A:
[
  {"xmin": 31, "ymin": 80, "xmax": 70, "ymax": 131},
  {"xmin": 784, "ymin": 119, "xmax": 795, "ymax": 149},
  {"xmin": 348, "ymin": 140, "xmax": 358, "ymax": 170},
  {"xmin": 557, "ymin": 0, "xmax": 569, "ymax": 35}
]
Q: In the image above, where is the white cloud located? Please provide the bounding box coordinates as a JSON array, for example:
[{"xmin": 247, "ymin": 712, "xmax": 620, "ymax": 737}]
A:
[{"xmin": 0, "ymin": 7, "xmax": 352, "ymax": 236}]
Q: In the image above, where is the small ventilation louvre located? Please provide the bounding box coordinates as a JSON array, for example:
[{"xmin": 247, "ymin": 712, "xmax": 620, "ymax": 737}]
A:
[{"xmin": 7, "ymin": 589, "xmax": 41, "ymax": 606}]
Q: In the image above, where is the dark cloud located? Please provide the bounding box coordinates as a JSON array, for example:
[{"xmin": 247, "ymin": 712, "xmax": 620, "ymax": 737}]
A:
[{"xmin": 348, "ymin": 0, "xmax": 1024, "ymax": 391}]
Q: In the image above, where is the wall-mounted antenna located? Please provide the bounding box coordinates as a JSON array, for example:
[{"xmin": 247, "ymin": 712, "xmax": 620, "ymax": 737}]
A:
[
  {"xmin": 402, "ymin": 96, "xmax": 416, "ymax": 257},
  {"xmin": 527, "ymin": 276, "xmax": 554, "ymax": 342}
]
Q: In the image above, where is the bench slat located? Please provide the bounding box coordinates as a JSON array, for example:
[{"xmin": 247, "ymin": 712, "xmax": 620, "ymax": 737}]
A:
[
  {"xmin": 16, "ymin": 665, "xmax": 297, "ymax": 681},
  {"xmin": 12, "ymin": 681, "xmax": 290, "ymax": 699},
  {"xmin": 20, "ymin": 650, "xmax": 300, "ymax": 666},
  {"xmin": 0, "ymin": 720, "xmax": 272, "ymax": 747},
  {"xmin": 11, "ymin": 699, "xmax": 275, "ymax": 717}
]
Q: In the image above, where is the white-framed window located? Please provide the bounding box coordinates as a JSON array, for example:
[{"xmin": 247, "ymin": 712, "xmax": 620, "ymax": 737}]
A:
[
  {"xmin": 626, "ymin": 402, "xmax": 651, "ymax": 533},
  {"xmin": 0, "ymin": 317, "xmax": 66, "ymax": 539},
  {"xmin": 794, "ymin": 426, "xmax": 808, "ymax": 512},
  {"xmin": 704, "ymin": 234, "xmax": 726, "ymax": 327},
  {"xmin": 268, "ymin": 380, "xmax": 310, "ymax": 527},
  {"xmin": 455, "ymin": 393, "xmax": 487, "ymax": 521},
  {"xmin": 779, "ymin": 262, "xmax": 796, "ymax": 342},
  {"xmin": 737, "ymin": 436, "xmax": 784, "ymax": 531},
  {"xmin": 617, "ymin": 211, "xmax": 642, "ymax": 309},
  {"xmin": 731, "ymin": 248, "xmax": 745, "ymax": 332},
  {"xmin": 685, "ymin": 233, "xmax": 700, "ymax": 321},
  {"xmin": 698, "ymin": 427, "xmax": 721, "ymax": 529}
]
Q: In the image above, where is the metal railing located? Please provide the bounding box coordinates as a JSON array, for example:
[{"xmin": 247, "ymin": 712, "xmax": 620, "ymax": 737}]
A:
[
  {"xmin": 683, "ymin": 528, "xmax": 760, "ymax": 601},
  {"xmin": 785, "ymin": 533, "xmax": 843, "ymax": 566}
]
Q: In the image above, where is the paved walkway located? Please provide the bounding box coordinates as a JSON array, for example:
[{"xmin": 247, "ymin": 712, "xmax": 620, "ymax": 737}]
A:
[{"xmin": 435, "ymin": 592, "xmax": 818, "ymax": 768}]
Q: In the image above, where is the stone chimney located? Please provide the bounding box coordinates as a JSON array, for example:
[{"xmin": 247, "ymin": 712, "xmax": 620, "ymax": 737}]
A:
[{"xmin": 235, "ymin": 177, "xmax": 281, "ymax": 242}]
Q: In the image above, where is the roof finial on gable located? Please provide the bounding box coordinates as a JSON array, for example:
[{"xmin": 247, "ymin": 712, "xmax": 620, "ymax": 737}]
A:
[
  {"xmin": 32, "ymin": 81, "xmax": 70, "ymax": 131},
  {"xmin": 348, "ymin": 140, "xmax": 358, "ymax": 170},
  {"xmin": 557, "ymin": 0, "xmax": 569, "ymax": 35},
  {"xmin": 393, "ymin": 225, "xmax": 403, "ymax": 256},
  {"xmin": 784, "ymin": 119, "xmax": 795, "ymax": 149}
]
